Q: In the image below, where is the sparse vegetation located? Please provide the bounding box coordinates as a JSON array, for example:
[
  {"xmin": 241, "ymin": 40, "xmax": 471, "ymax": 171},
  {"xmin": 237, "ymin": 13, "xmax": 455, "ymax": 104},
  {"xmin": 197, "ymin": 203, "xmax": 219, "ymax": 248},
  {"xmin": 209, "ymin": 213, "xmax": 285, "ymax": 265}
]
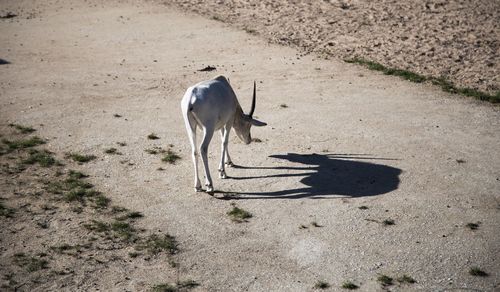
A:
[
  {"xmin": 341, "ymin": 281, "xmax": 359, "ymax": 290},
  {"xmin": 145, "ymin": 147, "xmax": 166, "ymax": 155},
  {"xmin": 466, "ymin": 222, "xmax": 480, "ymax": 230},
  {"xmin": 142, "ymin": 233, "xmax": 178, "ymax": 255},
  {"xmin": 162, "ymin": 149, "xmax": 181, "ymax": 164},
  {"xmin": 382, "ymin": 219, "xmax": 395, "ymax": 226},
  {"xmin": 116, "ymin": 211, "xmax": 143, "ymax": 221},
  {"xmin": 116, "ymin": 141, "xmax": 127, "ymax": 146},
  {"xmin": 280, "ymin": 103, "xmax": 288, "ymax": 108},
  {"xmin": 13, "ymin": 253, "xmax": 49, "ymax": 272},
  {"xmin": 93, "ymin": 193, "xmax": 111, "ymax": 209},
  {"xmin": 9, "ymin": 123, "xmax": 36, "ymax": 134},
  {"xmin": 104, "ymin": 147, "xmax": 120, "ymax": 154},
  {"xmin": 2, "ymin": 136, "xmax": 45, "ymax": 151},
  {"xmin": 148, "ymin": 133, "xmax": 160, "ymax": 140},
  {"xmin": 66, "ymin": 152, "xmax": 96, "ymax": 163},
  {"xmin": 377, "ymin": 274, "xmax": 393, "ymax": 286},
  {"xmin": 311, "ymin": 221, "xmax": 322, "ymax": 227},
  {"xmin": 358, "ymin": 206, "xmax": 369, "ymax": 210},
  {"xmin": 84, "ymin": 219, "xmax": 137, "ymax": 241},
  {"xmin": 22, "ymin": 149, "xmax": 57, "ymax": 167},
  {"xmin": 151, "ymin": 282, "xmax": 199, "ymax": 292},
  {"xmin": 397, "ymin": 274, "xmax": 416, "ymax": 284},
  {"xmin": 314, "ymin": 280, "xmax": 330, "ymax": 289},
  {"xmin": 469, "ymin": 267, "xmax": 488, "ymax": 277},
  {"xmin": 345, "ymin": 58, "xmax": 500, "ymax": 103},
  {"xmin": 227, "ymin": 206, "xmax": 252, "ymax": 222},
  {"xmin": 0, "ymin": 201, "xmax": 15, "ymax": 217}
]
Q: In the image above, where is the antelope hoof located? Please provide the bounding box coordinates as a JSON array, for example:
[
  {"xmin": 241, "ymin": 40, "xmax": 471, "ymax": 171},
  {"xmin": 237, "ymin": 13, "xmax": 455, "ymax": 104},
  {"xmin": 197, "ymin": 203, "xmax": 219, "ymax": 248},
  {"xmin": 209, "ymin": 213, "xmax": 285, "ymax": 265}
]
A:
[
  {"xmin": 219, "ymin": 170, "xmax": 227, "ymax": 179},
  {"xmin": 206, "ymin": 185, "xmax": 214, "ymax": 193},
  {"xmin": 225, "ymin": 161, "xmax": 234, "ymax": 167},
  {"xmin": 194, "ymin": 186, "xmax": 203, "ymax": 192}
]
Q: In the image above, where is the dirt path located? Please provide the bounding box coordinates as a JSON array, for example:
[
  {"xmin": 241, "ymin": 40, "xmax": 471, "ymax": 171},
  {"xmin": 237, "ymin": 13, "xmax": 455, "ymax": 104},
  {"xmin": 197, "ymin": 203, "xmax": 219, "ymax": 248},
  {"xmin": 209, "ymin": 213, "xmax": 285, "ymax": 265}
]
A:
[
  {"xmin": 167, "ymin": 0, "xmax": 500, "ymax": 96},
  {"xmin": 1, "ymin": 0, "xmax": 499, "ymax": 291}
]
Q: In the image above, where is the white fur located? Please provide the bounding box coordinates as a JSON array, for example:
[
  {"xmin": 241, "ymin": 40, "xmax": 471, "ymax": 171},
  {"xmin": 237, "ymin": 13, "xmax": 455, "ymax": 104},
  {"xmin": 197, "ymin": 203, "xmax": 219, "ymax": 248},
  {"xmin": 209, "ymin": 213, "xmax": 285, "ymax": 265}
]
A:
[{"xmin": 181, "ymin": 75, "xmax": 266, "ymax": 193}]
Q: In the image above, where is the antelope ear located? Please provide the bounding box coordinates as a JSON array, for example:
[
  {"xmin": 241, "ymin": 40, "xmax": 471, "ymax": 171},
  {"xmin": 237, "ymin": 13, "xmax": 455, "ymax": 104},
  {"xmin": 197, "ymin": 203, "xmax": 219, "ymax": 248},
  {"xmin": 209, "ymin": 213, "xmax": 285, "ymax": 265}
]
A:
[{"xmin": 251, "ymin": 119, "xmax": 267, "ymax": 127}]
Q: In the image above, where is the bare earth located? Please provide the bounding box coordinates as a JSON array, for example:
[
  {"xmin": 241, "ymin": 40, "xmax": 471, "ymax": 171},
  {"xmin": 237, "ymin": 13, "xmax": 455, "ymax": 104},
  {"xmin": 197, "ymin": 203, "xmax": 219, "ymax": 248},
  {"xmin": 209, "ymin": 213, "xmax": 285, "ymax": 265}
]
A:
[
  {"xmin": 168, "ymin": 0, "xmax": 500, "ymax": 95},
  {"xmin": 1, "ymin": 0, "xmax": 499, "ymax": 291}
]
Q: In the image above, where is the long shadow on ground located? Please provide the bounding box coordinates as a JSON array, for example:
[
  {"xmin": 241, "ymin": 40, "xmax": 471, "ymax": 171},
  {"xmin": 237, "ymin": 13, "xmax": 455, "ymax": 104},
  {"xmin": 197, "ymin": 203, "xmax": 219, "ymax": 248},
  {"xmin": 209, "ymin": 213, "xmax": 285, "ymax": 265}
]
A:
[{"xmin": 218, "ymin": 153, "xmax": 402, "ymax": 199}]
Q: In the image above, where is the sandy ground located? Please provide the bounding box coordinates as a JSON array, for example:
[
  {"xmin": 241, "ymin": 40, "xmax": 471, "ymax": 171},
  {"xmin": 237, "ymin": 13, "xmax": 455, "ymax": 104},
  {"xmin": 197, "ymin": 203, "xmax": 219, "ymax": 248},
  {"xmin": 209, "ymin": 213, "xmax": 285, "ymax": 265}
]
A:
[
  {"xmin": 167, "ymin": 0, "xmax": 500, "ymax": 95},
  {"xmin": 1, "ymin": 0, "xmax": 500, "ymax": 291}
]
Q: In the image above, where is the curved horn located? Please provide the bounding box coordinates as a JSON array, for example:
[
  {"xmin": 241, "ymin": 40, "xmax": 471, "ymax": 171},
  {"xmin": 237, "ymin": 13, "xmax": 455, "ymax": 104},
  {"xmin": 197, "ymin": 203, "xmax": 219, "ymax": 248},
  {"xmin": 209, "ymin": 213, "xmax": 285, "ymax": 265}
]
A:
[{"xmin": 249, "ymin": 81, "xmax": 256, "ymax": 117}]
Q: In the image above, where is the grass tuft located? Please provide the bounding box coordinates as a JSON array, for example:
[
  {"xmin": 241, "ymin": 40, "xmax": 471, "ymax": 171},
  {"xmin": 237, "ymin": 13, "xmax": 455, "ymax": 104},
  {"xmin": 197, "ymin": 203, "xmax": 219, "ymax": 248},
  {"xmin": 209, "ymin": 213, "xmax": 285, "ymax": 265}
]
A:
[
  {"xmin": 104, "ymin": 147, "xmax": 120, "ymax": 155},
  {"xmin": 341, "ymin": 281, "xmax": 359, "ymax": 289},
  {"xmin": 22, "ymin": 149, "xmax": 56, "ymax": 167},
  {"xmin": 2, "ymin": 136, "xmax": 45, "ymax": 151},
  {"xmin": 161, "ymin": 149, "xmax": 181, "ymax": 164},
  {"xmin": 227, "ymin": 206, "xmax": 252, "ymax": 222},
  {"xmin": 377, "ymin": 275, "xmax": 393, "ymax": 286},
  {"xmin": 111, "ymin": 221, "xmax": 136, "ymax": 240},
  {"xmin": 147, "ymin": 133, "xmax": 160, "ymax": 140},
  {"xmin": 9, "ymin": 123, "xmax": 36, "ymax": 134},
  {"xmin": 13, "ymin": 253, "xmax": 48, "ymax": 272},
  {"xmin": 66, "ymin": 153, "xmax": 96, "ymax": 163},
  {"xmin": 469, "ymin": 267, "xmax": 488, "ymax": 277},
  {"xmin": 143, "ymin": 233, "xmax": 178, "ymax": 255},
  {"xmin": 397, "ymin": 274, "xmax": 416, "ymax": 284},
  {"xmin": 314, "ymin": 280, "xmax": 330, "ymax": 289},
  {"xmin": 93, "ymin": 194, "xmax": 110, "ymax": 209},
  {"xmin": 382, "ymin": 219, "xmax": 395, "ymax": 226},
  {"xmin": 0, "ymin": 201, "xmax": 15, "ymax": 218},
  {"xmin": 466, "ymin": 222, "xmax": 480, "ymax": 230}
]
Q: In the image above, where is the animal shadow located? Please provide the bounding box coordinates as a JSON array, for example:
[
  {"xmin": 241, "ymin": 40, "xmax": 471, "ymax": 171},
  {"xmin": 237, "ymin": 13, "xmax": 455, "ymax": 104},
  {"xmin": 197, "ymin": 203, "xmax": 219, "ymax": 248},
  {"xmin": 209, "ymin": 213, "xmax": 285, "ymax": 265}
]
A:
[{"xmin": 223, "ymin": 153, "xmax": 402, "ymax": 199}]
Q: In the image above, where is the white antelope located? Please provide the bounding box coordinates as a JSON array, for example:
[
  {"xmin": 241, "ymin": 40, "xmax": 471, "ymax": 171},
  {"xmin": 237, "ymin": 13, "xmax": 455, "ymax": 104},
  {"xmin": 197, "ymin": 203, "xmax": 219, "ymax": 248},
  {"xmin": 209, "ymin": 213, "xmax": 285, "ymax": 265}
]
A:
[{"xmin": 181, "ymin": 75, "xmax": 267, "ymax": 193}]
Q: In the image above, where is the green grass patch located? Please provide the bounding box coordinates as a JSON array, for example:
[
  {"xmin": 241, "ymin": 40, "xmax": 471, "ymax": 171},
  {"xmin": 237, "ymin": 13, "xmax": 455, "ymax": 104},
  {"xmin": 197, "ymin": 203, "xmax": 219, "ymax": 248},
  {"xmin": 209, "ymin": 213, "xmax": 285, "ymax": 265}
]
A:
[
  {"xmin": 9, "ymin": 123, "xmax": 36, "ymax": 134},
  {"xmin": 65, "ymin": 153, "xmax": 96, "ymax": 163},
  {"xmin": 227, "ymin": 206, "xmax": 252, "ymax": 222},
  {"xmin": 341, "ymin": 281, "xmax": 359, "ymax": 289},
  {"xmin": 111, "ymin": 221, "xmax": 136, "ymax": 240},
  {"xmin": 22, "ymin": 149, "xmax": 57, "ymax": 167},
  {"xmin": 469, "ymin": 267, "xmax": 488, "ymax": 277},
  {"xmin": 314, "ymin": 280, "xmax": 330, "ymax": 289},
  {"xmin": 93, "ymin": 193, "xmax": 110, "ymax": 209},
  {"xmin": 377, "ymin": 274, "xmax": 393, "ymax": 286},
  {"xmin": 64, "ymin": 188, "xmax": 99, "ymax": 203},
  {"xmin": 161, "ymin": 149, "xmax": 181, "ymax": 164},
  {"xmin": 2, "ymin": 136, "xmax": 45, "ymax": 151},
  {"xmin": 345, "ymin": 57, "xmax": 500, "ymax": 103},
  {"xmin": 142, "ymin": 233, "xmax": 178, "ymax": 255}
]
